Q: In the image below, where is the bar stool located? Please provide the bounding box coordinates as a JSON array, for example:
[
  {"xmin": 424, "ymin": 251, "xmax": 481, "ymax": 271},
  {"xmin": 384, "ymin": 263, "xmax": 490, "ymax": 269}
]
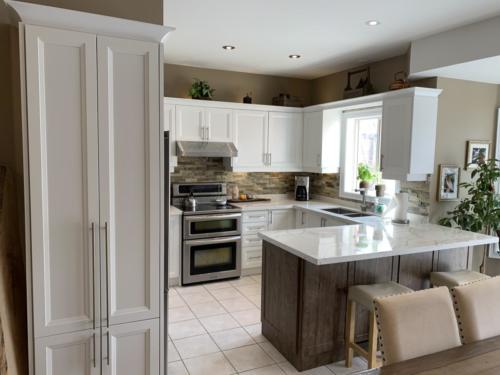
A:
[
  {"xmin": 430, "ymin": 270, "xmax": 490, "ymax": 289},
  {"xmin": 345, "ymin": 281, "xmax": 413, "ymax": 369}
]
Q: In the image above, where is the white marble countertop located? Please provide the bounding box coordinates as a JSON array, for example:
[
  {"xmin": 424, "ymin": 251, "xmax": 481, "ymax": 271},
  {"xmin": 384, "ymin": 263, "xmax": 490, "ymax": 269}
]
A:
[
  {"xmin": 169, "ymin": 205, "xmax": 183, "ymax": 216},
  {"xmin": 258, "ymin": 223, "xmax": 498, "ymax": 265}
]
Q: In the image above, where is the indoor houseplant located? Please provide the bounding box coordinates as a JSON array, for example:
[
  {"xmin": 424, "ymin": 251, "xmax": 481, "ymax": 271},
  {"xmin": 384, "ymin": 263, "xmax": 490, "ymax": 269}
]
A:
[
  {"xmin": 357, "ymin": 163, "xmax": 376, "ymax": 189},
  {"xmin": 188, "ymin": 78, "xmax": 215, "ymax": 100},
  {"xmin": 374, "ymin": 170, "xmax": 385, "ymax": 197},
  {"xmin": 439, "ymin": 158, "xmax": 500, "ymax": 271}
]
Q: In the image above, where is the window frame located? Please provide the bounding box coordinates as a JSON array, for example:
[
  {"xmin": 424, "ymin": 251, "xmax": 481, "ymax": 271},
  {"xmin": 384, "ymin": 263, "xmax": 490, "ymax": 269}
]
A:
[{"xmin": 339, "ymin": 107, "xmax": 397, "ymax": 202}]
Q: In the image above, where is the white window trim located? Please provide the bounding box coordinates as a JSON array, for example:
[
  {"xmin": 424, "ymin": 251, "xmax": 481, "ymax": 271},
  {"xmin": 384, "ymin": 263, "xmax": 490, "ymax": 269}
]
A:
[{"xmin": 339, "ymin": 107, "xmax": 399, "ymax": 202}]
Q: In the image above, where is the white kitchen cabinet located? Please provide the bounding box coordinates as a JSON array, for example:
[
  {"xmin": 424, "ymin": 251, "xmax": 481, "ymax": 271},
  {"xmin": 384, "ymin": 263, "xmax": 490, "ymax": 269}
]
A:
[
  {"xmin": 19, "ymin": 8, "xmax": 171, "ymax": 373},
  {"xmin": 231, "ymin": 110, "xmax": 269, "ymax": 171},
  {"xmin": 302, "ymin": 110, "xmax": 341, "ymax": 173},
  {"xmin": 205, "ymin": 107, "xmax": 234, "ymax": 142},
  {"xmin": 168, "ymin": 214, "xmax": 181, "ymax": 285},
  {"xmin": 381, "ymin": 88, "xmax": 441, "ymax": 181},
  {"xmin": 268, "ymin": 209, "xmax": 295, "ymax": 230},
  {"xmin": 98, "ymin": 36, "xmax": 160, "ymax": 326},
  {"xmin": 295, "ymin": 209, "xmax": 322, "ymax": 228},
  {"xmin": 35, "ymin": 330, "xmax": 100, "ymax": 375},
  {"xmin": 164, "ymin": 102, "xmax": 178, "ymax": 172},
  {"xmin": 268, "ymin": 112, "xmax": 303, "ymax": 171},
  {"xmin": 175, "ymin": 105, "xmax": 205, "ymax": 141},
  {"xmin": 175, "ymin": 105, "xmax": 233, "ymax": 142},
  {"xmin": 241, "ymin": 210, "xmax": 268, "ymax": 270},
  {"xmin": 25, "ymin": 24, "xmax": 101, "ymax": 338},
  {"xmin": 324, "ymin": 217, "xmax": 350, "ymax": 227},
  {"xmin": 103, "ymin": 319, "xmax": 159, "ymax": 375}
]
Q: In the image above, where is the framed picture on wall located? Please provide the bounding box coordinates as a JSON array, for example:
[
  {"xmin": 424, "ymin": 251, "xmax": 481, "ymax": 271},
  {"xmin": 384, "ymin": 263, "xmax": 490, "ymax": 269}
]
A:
[
  {"xmin": 438, "ymin": 165, "xmax": 460, "ymax": 201},
  {"xmin": 466, "ymin": 140, "xmax": 490, "ymax": 169}
]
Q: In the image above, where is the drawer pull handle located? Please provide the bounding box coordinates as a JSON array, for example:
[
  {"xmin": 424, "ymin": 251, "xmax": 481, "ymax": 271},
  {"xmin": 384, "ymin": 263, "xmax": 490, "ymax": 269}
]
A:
[
  {"xmin": 246, "ymin": 238, "xmax": 261, "ymax": 242},
  {"xmin": 247, "ymin": 226, "xmax": 265, "ymax": 230},
  {"xmin": 248, "ymin": 255, "xmax": 262, "ymax": 261}
]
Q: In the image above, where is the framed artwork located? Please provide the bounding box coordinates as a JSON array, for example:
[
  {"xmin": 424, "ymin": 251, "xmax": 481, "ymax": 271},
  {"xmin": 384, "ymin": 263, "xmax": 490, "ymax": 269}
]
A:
[
  {"xmin": 438, "ymin": 165, "xmax": 460, "ymax": 201},
  {"xmin": 466, "ymin": 140, "xmax": 490, "ymax": 169}
]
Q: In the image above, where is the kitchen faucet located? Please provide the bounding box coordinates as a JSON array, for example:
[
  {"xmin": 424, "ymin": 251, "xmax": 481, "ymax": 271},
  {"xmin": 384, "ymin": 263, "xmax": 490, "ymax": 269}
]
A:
[{"xmin": 355, "ymin": 188, "xmax": 374, "ymax": 212}]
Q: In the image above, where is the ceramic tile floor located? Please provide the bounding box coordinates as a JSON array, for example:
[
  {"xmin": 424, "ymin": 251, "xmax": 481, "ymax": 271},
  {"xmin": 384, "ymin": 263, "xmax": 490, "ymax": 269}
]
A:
[{"xmin": 167, "ymin": 274, "xmax": 369, "ymax": 375}]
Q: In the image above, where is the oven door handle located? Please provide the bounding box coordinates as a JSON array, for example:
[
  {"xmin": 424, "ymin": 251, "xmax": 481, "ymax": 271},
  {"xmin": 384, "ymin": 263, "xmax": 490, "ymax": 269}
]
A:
[
  {"xmin": 184, "ymin": 236, "xmax": 241, "ymax": 246},
  {"xmin": 184, "ymin": 213, "xmax": 242, "ymax": 222}
]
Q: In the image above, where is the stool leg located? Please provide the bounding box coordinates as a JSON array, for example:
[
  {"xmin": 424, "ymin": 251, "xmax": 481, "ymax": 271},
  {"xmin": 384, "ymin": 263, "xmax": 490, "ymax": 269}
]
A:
[
  {"xmin": 345, "ymin": 299, "xmax": 356, "ymax": 368},
  {"xmin": 367, "ymin": 310, "xmax": 378, "ymax": 369}
]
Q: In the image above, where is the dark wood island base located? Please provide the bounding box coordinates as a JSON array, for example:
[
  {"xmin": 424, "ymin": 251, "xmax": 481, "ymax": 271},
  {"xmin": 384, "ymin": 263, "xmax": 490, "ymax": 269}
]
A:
[{"xmin": 261, "ymin": 241, "xmax": 472, "ymax": 371}]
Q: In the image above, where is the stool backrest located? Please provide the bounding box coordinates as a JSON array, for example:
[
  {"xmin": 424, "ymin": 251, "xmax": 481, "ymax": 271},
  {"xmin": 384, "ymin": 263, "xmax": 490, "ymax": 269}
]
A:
[
  {"xmin": 452, "ymin": 276, "xmax": 500, "ymax": 344},
  {"xmin": 374, "ymin": 287, "xmax": 461, "ymax": 365}
]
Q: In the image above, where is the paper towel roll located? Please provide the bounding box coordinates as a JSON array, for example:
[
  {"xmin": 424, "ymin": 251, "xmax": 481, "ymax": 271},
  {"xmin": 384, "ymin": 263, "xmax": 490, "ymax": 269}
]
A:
[{"xmin": 394, "ymin": 192, "xmax": 409, "ymax": 222}]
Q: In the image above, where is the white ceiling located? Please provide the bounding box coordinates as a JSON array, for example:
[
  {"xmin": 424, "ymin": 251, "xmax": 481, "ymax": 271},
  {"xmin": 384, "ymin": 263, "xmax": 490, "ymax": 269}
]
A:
[{"xmin": 163, "ymin": 0, "xmax": 500, "ymax": 79}]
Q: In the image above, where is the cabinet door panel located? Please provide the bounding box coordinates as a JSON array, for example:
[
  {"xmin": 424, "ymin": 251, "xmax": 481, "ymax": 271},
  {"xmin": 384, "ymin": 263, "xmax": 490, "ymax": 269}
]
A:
[
  {"xmin": 206, "ymin": 107, "xmax": 233, "ymax": 142},
  {"xmin": 269, "ymin": 209, "xmax": 295, "ymax": 230},
  {"xmin": 302, "ymin": 112, "xmax": 323, "ymax": 170},
  {"xmin": 233, "ymin": 110, "xmax": 268, "ymax": 171},
  {"xmin": 98, "ymin": 36, "xmax": 160, "ymax": 326},
  {"xmin": 268, "ymin": 112, "xmax": 303, "ymax": 171},
  {"xmin": 25, "ymin": 24, "xmax": 100, "ymax": 337},
  {"xmin": 103, "ymin": 319, "xmax": 159, "ymax": 375},
  {"xmin": 35, "ymin": 330, "xmax": 100, "ymax": 375},
  {"xmin": 175, "ymin": 105, "xmax": 204, "ymax": 141}
]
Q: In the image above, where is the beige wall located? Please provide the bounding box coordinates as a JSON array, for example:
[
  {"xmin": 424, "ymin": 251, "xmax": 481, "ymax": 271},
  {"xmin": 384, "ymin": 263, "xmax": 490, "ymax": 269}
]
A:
[
  {"xmin": 429, "ymin": 78, "xmax": 499, "ymax": 223},
  {"xmin": 18, "ymin": 0, "xmax": 163, "ymax": 24},
  {"xmin": 165, "ymin": 64, "xmax": 313, "ymax": 106},
  {"xmin": 310, "ymin": 54, "xmax": 409, "ymax": 104}
]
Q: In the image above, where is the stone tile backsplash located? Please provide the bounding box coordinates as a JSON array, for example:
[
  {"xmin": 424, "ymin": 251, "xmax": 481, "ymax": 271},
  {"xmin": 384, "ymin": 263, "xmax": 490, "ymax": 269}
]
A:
[{"xmin": 171, "ymin": 157, "xmax": 430, "ymax": 214}]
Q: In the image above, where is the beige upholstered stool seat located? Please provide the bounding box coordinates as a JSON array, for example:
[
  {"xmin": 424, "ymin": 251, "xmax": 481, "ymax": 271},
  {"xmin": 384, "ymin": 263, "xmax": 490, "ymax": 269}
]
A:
[
  {"xmin": 345, "ymin": 281, "xmax": 413, "ymax": 369},
  {"xmin": 430, "ymin": 270, "xmax": 490, "ymax": 289},
  {"xmin": 348, "ymin": 281, "xmax": 413, "ymax": 309}
]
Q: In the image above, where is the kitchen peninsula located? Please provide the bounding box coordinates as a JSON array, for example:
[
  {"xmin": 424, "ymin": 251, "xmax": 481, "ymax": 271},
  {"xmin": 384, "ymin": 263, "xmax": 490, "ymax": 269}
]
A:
[{"xmin": 258, "ymin": 223, "xmax": 498, "ymax": 371}]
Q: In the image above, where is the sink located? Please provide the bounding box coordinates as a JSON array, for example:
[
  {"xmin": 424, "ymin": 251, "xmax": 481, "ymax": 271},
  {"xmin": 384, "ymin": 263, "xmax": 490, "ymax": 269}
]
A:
[
  {"xmin": 322, "ymin": 207, "xmax": 372, "ymax": 218},
  {"xmin": 322, "ymin": 207, "xmax": 361, "ymax": 215}
]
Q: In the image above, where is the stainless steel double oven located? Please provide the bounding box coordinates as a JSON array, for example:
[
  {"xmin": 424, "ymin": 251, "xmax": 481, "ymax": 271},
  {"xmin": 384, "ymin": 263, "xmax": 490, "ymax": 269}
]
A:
[{"xmin": 172, "ymin": 183, "xmax": 242, "ymax": 285}]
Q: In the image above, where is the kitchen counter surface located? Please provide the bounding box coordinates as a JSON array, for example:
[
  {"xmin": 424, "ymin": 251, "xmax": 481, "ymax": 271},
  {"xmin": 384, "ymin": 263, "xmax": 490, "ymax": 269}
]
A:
[
  {"xmin": 169, "ymin": 205, "xmax": 183, "ymax": 216},
  {"xmin": 258, "ymin": 222, "xmax": 498, "ymax": 265}
]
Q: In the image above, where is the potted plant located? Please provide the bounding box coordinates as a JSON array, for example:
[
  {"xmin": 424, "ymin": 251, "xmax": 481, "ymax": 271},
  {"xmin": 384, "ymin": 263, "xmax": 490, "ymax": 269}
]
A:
[
  {"xmin": 188, "ymin": 78, "xmax": 215, "ymax": 100},
  {"xmin": 357, "ymin": 163, "xmax": 376, "ymax": 190},
  {"xmin": 374, "ymin": 171, "xmax": 385, "ymax": 197},
  {"xmin": 439, "ymin": 158, "xmax": 500, "ymax": 272}
]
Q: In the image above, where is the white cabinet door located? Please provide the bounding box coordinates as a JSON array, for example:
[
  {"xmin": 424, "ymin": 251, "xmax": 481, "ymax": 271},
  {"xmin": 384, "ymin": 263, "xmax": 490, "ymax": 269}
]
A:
[
  {"xmin": 35, "ymin": 330, "xmax": 100, "ymax": 375},
  {"xmin": 206, "ymin": 107, "xmax": 233, "ymax": 142},
  {"xmin": 25, "ymin": 24, "xmax": 101, "ymax": 338},
  {"xmin": 268, "ymin": 112, "xmax": 303, "ymax": 171},
  {"xmin": 232, "ymin": 110, "xmax": 269, "ymax": 171},
  {"xmin": 295, "ymin": 209, "xmax": 306, "ymax": 228},
  {"xmin": 98, "ymin": 36, "xmax": 160, "ymax": 326},
  {"xmin": 164, "ymin": 102, "xmax": 177, "ymax": 171},
  {"xmin": 103, "ymin": 319, "xmax": 159, "ymax": 375},
  {"xmin": 168, "ymin": 214, "xmax": 181, "ymax": 284},
  {"xmin": 304, "ymin": 212, "xmax": 322, "ymax": 228},
  {"xmin": 269, "ymin": 209, "xmax": 295, "ymax": 230},
  {"xmin": 302, "ymin": 111, "xmax": 323, "ymax": 171},
  {"xmin": 175, "ymin": 105, "xmax": 205, "ymax": 141},
  {"xmin": 324, "ymin": 217, "xmax": 349, "ymax": 227}
]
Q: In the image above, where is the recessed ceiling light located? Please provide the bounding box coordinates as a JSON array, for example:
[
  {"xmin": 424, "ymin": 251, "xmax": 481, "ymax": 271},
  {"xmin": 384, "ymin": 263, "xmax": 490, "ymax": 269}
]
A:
[
  {"xmin": 289, "ymin": 54, "xmax": 301, "ymax": 59},
  {"xmin": 222, "ymin": 45, "xmax": 236, "ymax": 50},
  {"xmin": 366, "ymin": 20, "xmax": 380, "ymax": 26}
]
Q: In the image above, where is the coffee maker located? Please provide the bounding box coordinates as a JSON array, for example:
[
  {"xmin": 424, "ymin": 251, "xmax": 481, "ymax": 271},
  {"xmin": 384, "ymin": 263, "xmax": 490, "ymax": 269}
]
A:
[{"xmin": 295, "ymin": 176, "xmax": 310, "ymax": 201}]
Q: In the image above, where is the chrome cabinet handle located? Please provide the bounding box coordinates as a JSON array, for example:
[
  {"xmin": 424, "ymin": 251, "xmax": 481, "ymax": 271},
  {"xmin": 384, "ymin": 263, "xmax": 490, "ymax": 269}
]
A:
[
  {"xmin": 269, "ymin": 153, "xmax": 272, "ymax": 166},
  {"xmin": 246, "ymin": 238, "xmax": 261, "ymax": 243},
  {"xmin": 206, "ymin": 126, "xmax": 210, "ymax": 140},
  {"xmin": 301, "ymin": 212, "xmax": 305, "ymax": 226},
  {"xmin": 247, "ymin": 225, "xmax": 265, "ymax": 230},
  {"xmin": 92, "ymin": 332, "xmax": 96, "ymax": 368},
  {"xmin": 247, "ymin": 215, "xmax": 265, "ymax": 219},
  {"xmin": 321, "ymin": 218, "xmax": 325, "ymax": 227},
  {"xmin": 317, "ymin": 154, "xmax": 321, "ymax": 167},
  {"xmin": 105, "ymin": 222, "xmax": 110, "ymax": 329},
  {"xmin": 107, "ymin": 331, "xmax": 110, "ymax": 366},
  {"xmin": 248, "ymin": 255, "xmax": 262, "ymax": 261},
  {"xmin": 269, "ymin": 211, "xmax": 273, "ymax": 225},
  {"xmin": 91, "ymin": 222, "xmax": 96, "ymax": 330},
  {"xmin": 380, "ymin": 154, "xmax": 384, "ymax": 171},
  {"xmin": 200, "ymin": 125, "xmax": 204, "ymax": 139}
]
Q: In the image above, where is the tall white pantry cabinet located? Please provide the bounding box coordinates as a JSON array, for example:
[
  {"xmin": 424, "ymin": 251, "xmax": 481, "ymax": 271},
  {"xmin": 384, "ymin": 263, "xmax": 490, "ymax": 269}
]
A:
[{"xmin": 9, "ymin": 1, "xmax": 173, "ymax": 374}]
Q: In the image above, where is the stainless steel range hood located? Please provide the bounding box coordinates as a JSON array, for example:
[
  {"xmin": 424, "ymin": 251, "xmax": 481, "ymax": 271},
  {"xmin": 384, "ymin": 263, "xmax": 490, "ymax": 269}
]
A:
[{"xmin": 176, "ymin": 141, "xmax": 238, "ymax": 158}]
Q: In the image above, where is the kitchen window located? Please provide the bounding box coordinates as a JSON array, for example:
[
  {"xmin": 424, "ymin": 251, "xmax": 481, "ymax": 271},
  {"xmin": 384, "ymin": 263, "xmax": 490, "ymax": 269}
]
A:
[{"xmin": 340, "ymin": 108, "xmax": 397, "ymax": 200}]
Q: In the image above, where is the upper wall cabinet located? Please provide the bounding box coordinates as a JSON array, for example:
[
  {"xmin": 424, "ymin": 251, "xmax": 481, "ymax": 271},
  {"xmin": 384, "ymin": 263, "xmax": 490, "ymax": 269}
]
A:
[
  {"xmin": 380, "ymin": 87, "xmax": 442, "ymax": 181},
  {"xmin": 175, "ymin": 104, "xmax": 233, "ymax": 142},
  {"xmin": 302, "ymin": 110, "xmax": 341, "ymax": 173},
  {"xmin": 229, "ymin": 110, "xmax": 303, "ymax": 172},
  {"xmin": 268, "ymin": 112, "xmax": 303, "ymax": 171}
]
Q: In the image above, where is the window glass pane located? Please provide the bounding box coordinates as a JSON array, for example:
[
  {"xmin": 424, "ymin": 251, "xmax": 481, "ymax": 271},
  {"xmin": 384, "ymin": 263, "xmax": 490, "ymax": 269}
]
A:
[{"xmin": 357, "ymin": 118, "xmax": 379, "ymax": 170}]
